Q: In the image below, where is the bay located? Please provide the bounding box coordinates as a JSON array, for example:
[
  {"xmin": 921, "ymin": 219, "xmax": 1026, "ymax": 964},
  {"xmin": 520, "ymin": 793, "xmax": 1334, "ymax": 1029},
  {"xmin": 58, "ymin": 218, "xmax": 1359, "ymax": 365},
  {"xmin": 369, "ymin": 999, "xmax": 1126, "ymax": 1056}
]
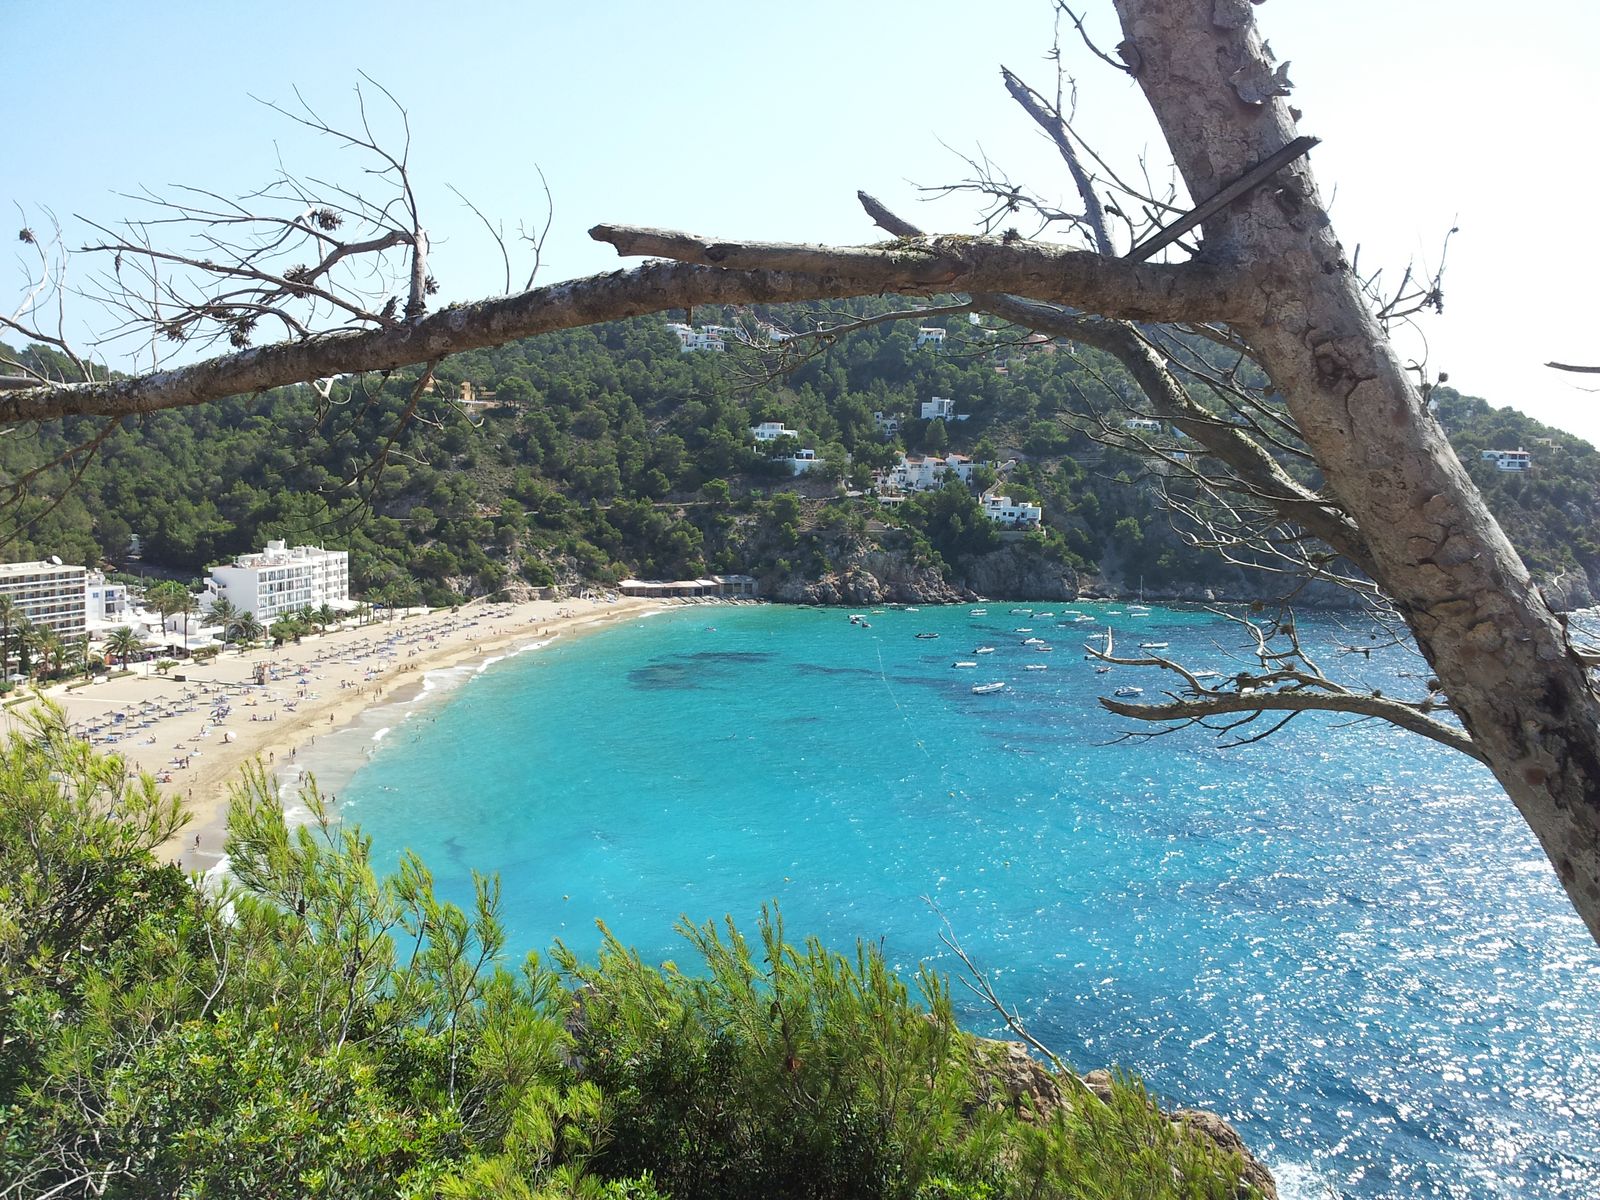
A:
[{"xmin": 334, "ymin": 602, "xmax": 1600, "ymax": 1200}]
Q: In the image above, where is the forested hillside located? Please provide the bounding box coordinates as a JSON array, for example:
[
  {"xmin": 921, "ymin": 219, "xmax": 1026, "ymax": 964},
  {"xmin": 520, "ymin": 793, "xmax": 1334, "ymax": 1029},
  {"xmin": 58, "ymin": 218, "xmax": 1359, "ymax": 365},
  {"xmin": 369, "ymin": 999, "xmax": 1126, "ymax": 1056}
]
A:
[{"xmin": 4, "ymin": 304, "xmax": 1597, "ymax": 606}]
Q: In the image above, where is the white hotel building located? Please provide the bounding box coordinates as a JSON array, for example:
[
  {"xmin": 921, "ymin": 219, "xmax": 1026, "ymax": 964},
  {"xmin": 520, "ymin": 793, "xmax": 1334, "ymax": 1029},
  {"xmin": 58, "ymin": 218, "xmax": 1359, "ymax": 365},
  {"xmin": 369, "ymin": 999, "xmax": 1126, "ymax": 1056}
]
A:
[
  {"xmin": 205, "ymin": 540, "xmax": 351, "ymax": 621},
  {"xmin": 0, "ymin": 559, "xmax": 89, "ymax": 640}
]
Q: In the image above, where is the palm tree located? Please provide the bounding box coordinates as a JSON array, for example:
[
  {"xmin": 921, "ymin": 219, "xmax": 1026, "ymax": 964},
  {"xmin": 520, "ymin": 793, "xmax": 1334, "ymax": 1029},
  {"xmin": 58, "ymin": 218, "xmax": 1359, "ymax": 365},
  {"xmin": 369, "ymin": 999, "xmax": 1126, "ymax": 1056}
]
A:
[
  {"xmin": 105, "ymin": 626, "xmax": 145, "ymax": 668},
  {"xmin": 206, "ymin": 597, "xmax": 238, "ymax": 645},
  {"xmin": 174, "ymin": 589, "xmax": 199, "ymax": 648},
  {"xmin": 317, "ymin": 602, "xmax": 337, "ymax": 632},
  {"xmin": 14, "ymin": 617, "xmax": 38, "ymax": 679},
  {"xmin": 0, "ymin": 594, "xmax": 16, "ymax": 685},
  {"xmin": 37, "ymin": 630, "xmax": 66, "ymax": 680},
  {"xmin": 232, "ymin": 613, "xmax": 264, "ymax": 652}
]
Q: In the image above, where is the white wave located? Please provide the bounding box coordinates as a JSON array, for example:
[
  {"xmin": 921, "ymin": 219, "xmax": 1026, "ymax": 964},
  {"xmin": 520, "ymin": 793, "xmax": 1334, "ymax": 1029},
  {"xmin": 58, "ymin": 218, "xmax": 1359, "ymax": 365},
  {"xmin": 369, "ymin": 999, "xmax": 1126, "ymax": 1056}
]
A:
[
  {"xmin": 372, "ymin": 726, "xmax": 390, "ymax": 743},
  {"xmin": 1269, "ymin": 1160, "xmax": 1337, "ymax": 1200}
]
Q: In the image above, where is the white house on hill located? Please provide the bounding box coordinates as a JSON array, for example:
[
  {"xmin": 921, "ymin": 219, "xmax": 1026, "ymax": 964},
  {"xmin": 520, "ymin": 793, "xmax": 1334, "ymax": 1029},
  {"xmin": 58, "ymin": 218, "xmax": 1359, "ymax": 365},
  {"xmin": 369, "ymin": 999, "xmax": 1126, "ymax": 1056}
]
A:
[
  {"xmin": 664, "ymin": 322, "xmax": 726, "ymax": 352},
  {"xmin": 751, "ymin": 421, "xmax": 799, "ymax": 443},
  {"xmin": 981, "ymin": 492, "xmax": 1043, "ymax": 528},
  {"xmin": 1481, "ymin": 448, "xmax": 1532, "ymax": 471},
  {"xmin": 916, "ymin": 327, "xmax": 946, "ymax": 347}
]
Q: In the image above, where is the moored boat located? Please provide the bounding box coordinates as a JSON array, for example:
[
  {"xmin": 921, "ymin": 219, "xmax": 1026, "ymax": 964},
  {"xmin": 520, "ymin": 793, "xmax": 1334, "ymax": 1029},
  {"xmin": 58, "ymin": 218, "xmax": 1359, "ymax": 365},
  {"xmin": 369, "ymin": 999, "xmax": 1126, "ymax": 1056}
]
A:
[{"xmin": 971, "ymin": 681, "xmax": 1006, "ymax": 695}]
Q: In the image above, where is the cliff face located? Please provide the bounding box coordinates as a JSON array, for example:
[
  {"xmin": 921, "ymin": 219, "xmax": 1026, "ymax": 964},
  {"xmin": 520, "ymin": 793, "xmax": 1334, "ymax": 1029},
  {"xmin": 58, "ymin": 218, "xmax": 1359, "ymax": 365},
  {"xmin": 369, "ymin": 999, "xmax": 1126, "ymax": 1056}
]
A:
[
  {"xmin": 770, "ymin": 548, "xmax": 964, "ymax": 605},
  {"xmin": 956, "ymin": 544, "xmax": 1080, "ymax": 601}
]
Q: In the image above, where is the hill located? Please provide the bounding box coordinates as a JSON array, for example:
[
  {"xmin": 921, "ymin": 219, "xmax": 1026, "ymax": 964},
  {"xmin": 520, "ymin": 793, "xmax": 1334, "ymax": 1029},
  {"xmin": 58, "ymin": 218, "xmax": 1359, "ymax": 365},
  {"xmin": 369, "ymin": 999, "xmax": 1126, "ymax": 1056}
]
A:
[{"xmin": 3, "ymin": 306, "xmax": 1596, "ymax": 607}]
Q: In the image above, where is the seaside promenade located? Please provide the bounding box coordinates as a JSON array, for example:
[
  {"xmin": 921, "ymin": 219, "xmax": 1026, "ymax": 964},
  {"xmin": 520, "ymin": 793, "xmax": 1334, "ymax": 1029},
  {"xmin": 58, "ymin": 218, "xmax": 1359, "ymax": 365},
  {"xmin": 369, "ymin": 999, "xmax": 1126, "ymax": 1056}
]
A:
[{"xmin": 0, "ymin": 593, "xmax": 672, "ymax": 873}]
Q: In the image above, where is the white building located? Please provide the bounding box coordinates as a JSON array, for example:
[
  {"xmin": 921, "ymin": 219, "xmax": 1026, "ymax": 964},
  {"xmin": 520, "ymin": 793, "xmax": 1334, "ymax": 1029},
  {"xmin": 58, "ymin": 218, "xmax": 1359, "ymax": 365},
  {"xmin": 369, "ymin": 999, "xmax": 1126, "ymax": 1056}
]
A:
[
  {"xmin": 879, "ymin": 453, "xmax": 985, "ymax": 493},
  {"xmin": 916, "ymin": 327, "xmax": 946, "ymax": 347},
  {"xmin": 920, "ymin": 395, "xmax": 957, "ymax": 421},
  {"xmin": 981, "ymin": 493, "xmax": 1044, "ymax": 527},
  {"xmin": 0, "ymin": 559, "xmax": 88, "ymax": 641},
  {"xmin": 1481, "ymin": 448, "xmax": 1532, "ymax": 472},
  {"xmin": 779, "ymin": 448, "xmax": 819, "ymax": 476},
  {"xmin": 1125, "ymin": 417, "xmax": 1162, "ymax": 434},
  {"xmin": 206, "ymin": 540, "xmax": 351, "ymax": 621},
  {"xmin": 665, "ymin": 321, "xmax": 727, "ymax": 352},
  {"xmin": 872, "ymin": 411, "xmax": 902, "ymax": 437},
  {"xmin": 86, "ymin": 571, "xmax": 130, "ymax": 623},
  {"xmin": 750, "ymin": 421, "xmax": 800, "ymax": 443}
]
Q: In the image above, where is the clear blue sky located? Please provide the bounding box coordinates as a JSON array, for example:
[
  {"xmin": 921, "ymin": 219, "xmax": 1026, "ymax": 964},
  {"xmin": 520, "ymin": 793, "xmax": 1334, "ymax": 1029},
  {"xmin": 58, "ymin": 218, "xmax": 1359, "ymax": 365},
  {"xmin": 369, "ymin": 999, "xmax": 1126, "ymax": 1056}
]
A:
[{"xmin": 11, "ymin": 1, "xmax": 1599, "ymax": 439}]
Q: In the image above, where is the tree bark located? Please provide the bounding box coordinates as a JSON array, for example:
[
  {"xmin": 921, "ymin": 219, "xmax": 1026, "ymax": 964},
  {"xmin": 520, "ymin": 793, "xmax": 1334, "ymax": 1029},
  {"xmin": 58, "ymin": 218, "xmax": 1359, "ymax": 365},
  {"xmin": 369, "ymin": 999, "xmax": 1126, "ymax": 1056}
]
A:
[{"xmin": 1113, "ymin": 0, "xmax": 1600, "ymax": 940}]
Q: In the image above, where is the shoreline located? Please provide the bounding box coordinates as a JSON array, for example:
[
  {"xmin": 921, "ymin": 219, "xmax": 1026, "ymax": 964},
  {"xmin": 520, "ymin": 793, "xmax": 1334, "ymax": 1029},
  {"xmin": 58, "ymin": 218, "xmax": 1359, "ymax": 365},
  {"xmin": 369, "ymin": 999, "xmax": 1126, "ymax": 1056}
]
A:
[{"xmin": 1, "ymin": 594, "xmax": 693, "ymax": 874}]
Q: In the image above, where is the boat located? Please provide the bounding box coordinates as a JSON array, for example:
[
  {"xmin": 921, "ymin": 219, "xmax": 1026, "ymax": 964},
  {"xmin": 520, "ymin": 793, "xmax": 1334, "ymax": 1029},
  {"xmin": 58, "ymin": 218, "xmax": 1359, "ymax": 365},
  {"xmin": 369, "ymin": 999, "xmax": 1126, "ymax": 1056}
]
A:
[
  {"xmin": 1073, "ymin": 614, "xmax": 1096, "ymax": 623},
  {"xmin": 1128, "ymin": 604, "xmax": 1151, "ymax": 616},
  {"xmin": 1113, "ymin": 685, "xmax": 1144, "ymax": 697},
  {"xmin": 1014, "ymin": 627, "xmax": 1033, "ymax": 633},
  {"xmin": 1034, "ymin": 611, "xmax": 1055, "ymax": 618},
  {"xmin": 971, "ymin": 681, "xmax": 1006, "ymax": 695},
  {"xmin": 1192, "ymin": 669, "xmax": 1222, "ymax": 680},
  {"xmin": 1032, "ymin": 644, "xmax": 1054, "ymax": 652},
  {"xmin": 905, "ymin": 606, "xmax": 919, "ymax": 613},
  {"xmin": 969, "ymin": 607, "xmax": 988, "ymax": 616},
  {"xmin": 849, "ymin": 613, "xmax": 867, "ymax": 623},
  {"xmin": 1025, "ymin": 663, "xmax": 1048, "ymax": 671},
  {"xmin": 915, "ymin": 632, "xmax": 939, "ymax": 640},
  {"xmin": 1095, "ymin": 665, "xmax": 1112, "ymax": 674},
  {"xmin": 974, "ymin": 646, "xmax": 995, "ymax": 654},
  {"xmin": 953, "ymin": 661, "xmax": 978, "ymax": 668},
  {"xmin": 1139, "ymin": 641, "xmax": 1169, "ymax": 650},
  {"xmin": 1009, "ymin": 607, "xmax": 1032, "ymax": 614},
  {"xmin": 1022, "ymin": 637, "xmax": 1046, "ymax": 646}
]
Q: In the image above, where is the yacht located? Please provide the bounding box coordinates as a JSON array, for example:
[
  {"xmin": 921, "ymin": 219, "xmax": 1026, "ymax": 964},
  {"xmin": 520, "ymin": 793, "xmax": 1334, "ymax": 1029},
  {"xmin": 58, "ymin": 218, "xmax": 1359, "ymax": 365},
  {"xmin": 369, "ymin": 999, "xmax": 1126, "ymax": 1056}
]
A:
[
  {"xmin": 1112, "ymin": 685, "xmax": 1144, "ymax": 697},
  {"xmin": 971, "ymin": 681, "xmax": 1006, "ymax": 695}
]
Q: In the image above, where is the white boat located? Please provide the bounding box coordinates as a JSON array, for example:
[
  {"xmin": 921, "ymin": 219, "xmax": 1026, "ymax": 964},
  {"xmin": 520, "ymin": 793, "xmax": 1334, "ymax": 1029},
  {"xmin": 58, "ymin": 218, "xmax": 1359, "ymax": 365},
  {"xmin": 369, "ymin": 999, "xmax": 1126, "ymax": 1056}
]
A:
[
  {"xmin": 969, "ymin": 608, "xmax": 988, "ymax": 616},
  {"xmin": 1033, "ymin": 644, "xmax": 1054, "ymax": 653},
  {"xmin": 1095, "ymin": 665, "xmax": 1112, "ymax": 674},
  {"xmin": 905, "ymin": 606, "xmax": 919, "ymax": 613},
  {"xmin": 1139, "ymin": 641, "xmax": 1169, "ymax": 650},
  {"xmin": 1073, "ymin": 614, "xmax": 1096, "ymax": 623},
  {"xmin": 975, "ymin": 646, "xmax": 995, "ymax": 654},
  {"xmin": 1128, "ymin": 604, "xmax": 1151, "ymax": 614},
  {"xmin": 1022, "ymin": 637, "xmax": 1046, "ymax": 645},
  {"xmin": 971, "ymin": 681, "xmax": 1006, "ymax": 695},
  {"xmin": 1009, "ymin": 607, "xmax": 1032, "ymax": 614},
  {"xmin": 1025, "ymin": 663, "xmax": 1048, "ymax": 671},
  {"xmin": 1014, "ymin": 627, "xmax": 1033, "ymax": 633},
  {"xmin": 1034, "ymin": 611, "xmax": 1055, "ymax": 618},
  {"xmin": 1192, "ymin": 669, "xmax": 1222, "ymax": 679},
  {"xmin": 915, "ymin": 632, "xmax": 939, "ymax": 640},
  {"xmin": 1113, "ymin": 685, "xmax": 1144, "ymax": 697},
  {"xmin": 953, "ymin": 661, "xmax": 978, "ymax": 668}
]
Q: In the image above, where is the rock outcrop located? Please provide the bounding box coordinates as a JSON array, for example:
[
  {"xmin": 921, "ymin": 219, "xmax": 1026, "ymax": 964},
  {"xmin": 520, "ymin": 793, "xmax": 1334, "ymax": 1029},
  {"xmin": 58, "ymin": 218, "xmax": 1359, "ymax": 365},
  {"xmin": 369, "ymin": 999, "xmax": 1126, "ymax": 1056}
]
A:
[
  {"xmin": 957, "ymin": 544, "xmax": 1080, "ymax": 601},
  {"xmin": 972, "ymin": 1038, "xmax": 1277, "ymax": 1199}
]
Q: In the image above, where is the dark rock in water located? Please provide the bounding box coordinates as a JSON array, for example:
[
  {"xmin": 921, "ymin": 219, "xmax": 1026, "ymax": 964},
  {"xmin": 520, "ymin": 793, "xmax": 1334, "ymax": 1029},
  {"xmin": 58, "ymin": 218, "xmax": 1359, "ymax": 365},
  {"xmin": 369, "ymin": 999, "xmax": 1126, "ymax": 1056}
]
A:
[{"xmin": 973, "ymin": 1039, "xmax": 1277, "ymax": 1199}]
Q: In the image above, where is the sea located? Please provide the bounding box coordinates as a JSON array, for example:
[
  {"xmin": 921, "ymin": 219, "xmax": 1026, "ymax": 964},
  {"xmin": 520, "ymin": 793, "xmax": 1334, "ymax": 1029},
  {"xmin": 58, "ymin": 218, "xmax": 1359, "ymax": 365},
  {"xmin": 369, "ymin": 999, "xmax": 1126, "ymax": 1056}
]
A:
[{"xmin": 308, "ymin": 601, "xmax": 1600, "ymax": 1200}]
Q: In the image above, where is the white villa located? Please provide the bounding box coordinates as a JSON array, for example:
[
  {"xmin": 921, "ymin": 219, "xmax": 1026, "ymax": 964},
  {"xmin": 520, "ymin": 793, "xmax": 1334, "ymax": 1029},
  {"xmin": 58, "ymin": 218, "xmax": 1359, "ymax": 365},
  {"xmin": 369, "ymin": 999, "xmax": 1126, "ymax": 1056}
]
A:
[
  {"xmin": 1481, "ymin": 448, "xmax": 1532, "ymax": 472},
  {"xmin": 778, "ymin": 448, "xmax": 819, "ymax": 476},
  {"xmin": 878, "ymin": 453, "xmax": 985, "ymax": 493},
  {"xmin": 664, "ymin": 322, "xmax": 727, "ymax": 352},
  {"xmin": 981, "ymin": 492, "xmax": 1043, "ymax": 528},
  {"xmin": 873, "ymin": 411, "xmax": 902, "ymax": 436},
  {"xmin": 920, "ymin": 395, "xmax": 965, "ymax": 421},
  {"xmin": 916, "ymin": 327, "xmax": 947, "ymax": 347},
  {"xmin": 205, "ymin": 540, "xmax": 351, "ymax": 622},
  {"xmin": 1125, "ymin": 417, "xmax": 1162, "ymax": 434},
  {"xmin": 750, "ymin": 421, "xmax": 800, "ymax": 443}
]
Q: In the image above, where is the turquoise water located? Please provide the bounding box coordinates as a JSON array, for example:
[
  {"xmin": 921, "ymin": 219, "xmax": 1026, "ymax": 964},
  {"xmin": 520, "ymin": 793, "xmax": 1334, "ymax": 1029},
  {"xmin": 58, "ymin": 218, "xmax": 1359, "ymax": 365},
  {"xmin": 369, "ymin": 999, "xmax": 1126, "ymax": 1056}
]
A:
[{"xmin": 338, "ymin": 604, "xmax": 1600, "ymax": 1199}]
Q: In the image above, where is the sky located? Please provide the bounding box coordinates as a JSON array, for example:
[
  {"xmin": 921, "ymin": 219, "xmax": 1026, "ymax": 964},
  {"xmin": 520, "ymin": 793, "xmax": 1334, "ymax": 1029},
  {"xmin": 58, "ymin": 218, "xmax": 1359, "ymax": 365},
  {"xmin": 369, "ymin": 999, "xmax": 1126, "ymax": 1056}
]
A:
[{"xmin": 10, "ymin": 1, "xmax": 1600, "ymax": 440}]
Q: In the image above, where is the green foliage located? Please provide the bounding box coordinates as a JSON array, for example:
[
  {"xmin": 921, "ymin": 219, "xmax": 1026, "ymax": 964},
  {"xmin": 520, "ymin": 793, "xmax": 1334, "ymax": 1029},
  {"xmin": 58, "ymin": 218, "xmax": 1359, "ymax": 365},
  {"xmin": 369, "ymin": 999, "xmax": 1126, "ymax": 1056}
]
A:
[{"xmin": 0, "ymin": 712, "xmax": 1255, "ymax": 1200}]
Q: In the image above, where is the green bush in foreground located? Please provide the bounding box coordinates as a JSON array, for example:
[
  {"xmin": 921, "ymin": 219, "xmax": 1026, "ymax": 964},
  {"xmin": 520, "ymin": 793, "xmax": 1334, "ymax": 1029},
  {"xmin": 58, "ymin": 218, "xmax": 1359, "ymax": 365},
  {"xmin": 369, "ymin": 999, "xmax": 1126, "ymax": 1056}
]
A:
[{"xmin": 0, "ymin": 705, "xmax": 1255, "ymax": 1199}]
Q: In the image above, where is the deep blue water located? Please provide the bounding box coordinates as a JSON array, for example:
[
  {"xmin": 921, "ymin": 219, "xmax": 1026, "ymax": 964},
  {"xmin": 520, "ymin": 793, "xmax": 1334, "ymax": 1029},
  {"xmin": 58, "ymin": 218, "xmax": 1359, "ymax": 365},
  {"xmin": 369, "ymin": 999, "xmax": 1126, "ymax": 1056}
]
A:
[{"xmin": 336, "ymin": 603, "xmax": 1600, "ymax": 1199}]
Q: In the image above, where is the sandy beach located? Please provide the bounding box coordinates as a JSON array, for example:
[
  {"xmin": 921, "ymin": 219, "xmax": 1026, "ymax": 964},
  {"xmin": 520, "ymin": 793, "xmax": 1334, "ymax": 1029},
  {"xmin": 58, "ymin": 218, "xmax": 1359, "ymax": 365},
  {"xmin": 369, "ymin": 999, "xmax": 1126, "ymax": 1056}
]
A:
[{"xmin": 0, "ymin": 593, "xmax": 688, "ymax": 873}]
